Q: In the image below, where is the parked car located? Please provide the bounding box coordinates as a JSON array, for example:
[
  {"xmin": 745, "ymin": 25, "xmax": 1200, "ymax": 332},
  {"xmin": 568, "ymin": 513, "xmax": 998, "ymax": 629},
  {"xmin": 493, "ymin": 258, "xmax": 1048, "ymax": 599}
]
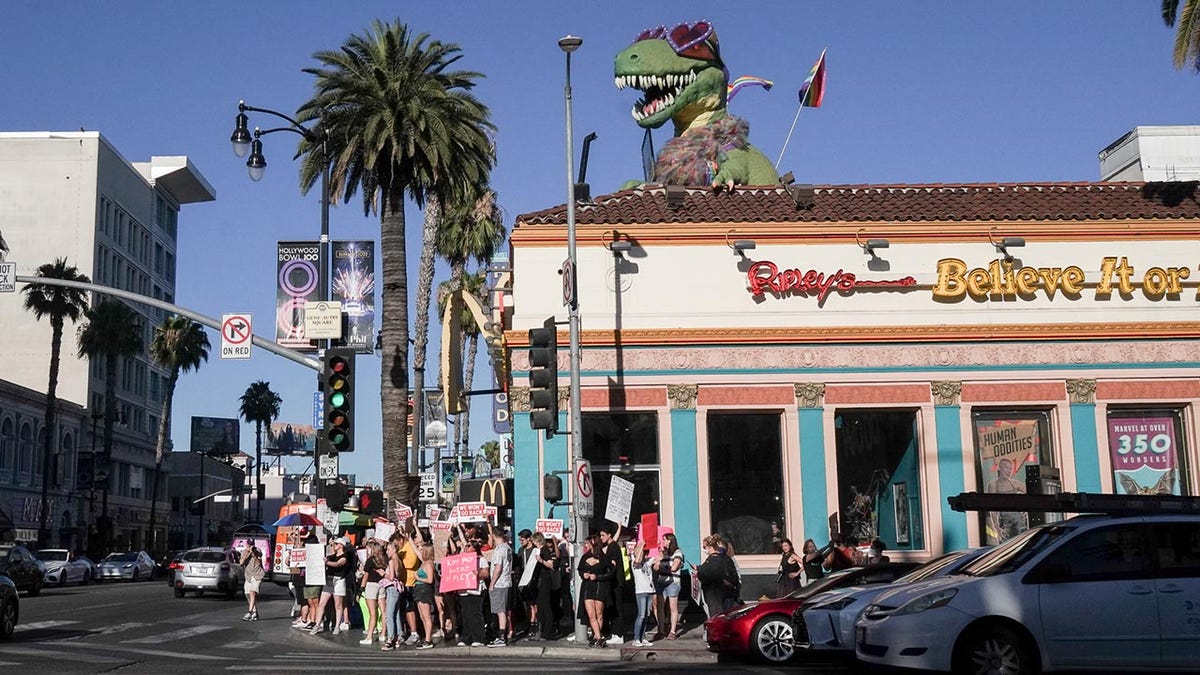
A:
[
  {"xmin": 156, "ymin": 550, "xmax": 184, "ymax": 579},
  {"xmin": 795, "ymin": 547, "xmax": 992, "ymax": 654},
  {"xmin": 172, "ymin": 547, "xmax": 245, "ymax": 598},
  {"xmin": 856, "ymin": 513, "xmax": 1200, "ymax": 673},
  {"xmin": 96, "ymin": 551, "xmax": 155, "ymax": 582},
  {"xmin": 35, "ymin": 549, "xmax": 93, "ymax": 586},
  {"xmin": 0, "ymin": 545, "xmax": 45, "ymax": 596},
  {"xmin": 0, "ymin": 576, "xmax": 19, "ymax": 638},
  {"xmin": 704, "ymin": 561, "xmax": 919, "ymax": 663}
]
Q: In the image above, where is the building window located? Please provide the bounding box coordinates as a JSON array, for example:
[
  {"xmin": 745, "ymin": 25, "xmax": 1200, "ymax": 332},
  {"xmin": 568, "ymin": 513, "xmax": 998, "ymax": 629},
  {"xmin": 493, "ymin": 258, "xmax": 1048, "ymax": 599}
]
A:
[
  {"xmin": 582, "ymin": 412, "xmax": 660, "ymax": 536},
  {"xmin": 835, "ymin": 410, "xmax": 924, "ymax": 550},
  {"xmin": 18, "ymin": 422, "xmax": 33, "ymax": 478},
  {"xmin": 706, "ymin": 412, "xmax": 785, "ymax": 555},
  {"xmin": 1106, "ymin": 408, "xmax": 1189, "ymax": 496},
  {"xmin": 972, "ymin": 409, "xmax": 1053, "ymax": 545},
  {"xmin": 58, "ymin": 433, "xmax": 73, "ymax": 488},
  {"xmin": 0, "ymin": 418, "xmax": 12, "ymax": 471}
]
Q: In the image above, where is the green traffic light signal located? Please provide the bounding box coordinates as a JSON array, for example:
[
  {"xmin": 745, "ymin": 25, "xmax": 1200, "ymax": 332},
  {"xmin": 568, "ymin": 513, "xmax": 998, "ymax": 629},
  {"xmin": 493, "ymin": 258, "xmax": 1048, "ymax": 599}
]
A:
[{"xmin": 322, "ymin": 348, "xmax": 356, "ymax": 453}]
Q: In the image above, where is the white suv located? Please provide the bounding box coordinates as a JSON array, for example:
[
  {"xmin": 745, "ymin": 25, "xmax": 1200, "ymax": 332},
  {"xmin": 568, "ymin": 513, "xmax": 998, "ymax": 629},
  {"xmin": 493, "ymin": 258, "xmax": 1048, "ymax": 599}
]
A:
[{"xmin": 855, "ymin": 513, "xmax": 1200, "ymax": 673}]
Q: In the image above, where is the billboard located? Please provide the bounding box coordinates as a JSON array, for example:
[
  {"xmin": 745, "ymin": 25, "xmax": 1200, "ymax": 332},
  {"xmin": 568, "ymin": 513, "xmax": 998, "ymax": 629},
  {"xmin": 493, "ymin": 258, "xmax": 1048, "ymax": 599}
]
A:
[
  {"xmin": 266, "ymin": 422, "xmax": 318, "ymax": 456},
  {"xmin": 975, "ymin": 417, "xmax": 1042, "ymax": 545},
  {"xmin": 276, "ymin": 241, "xmax": 322, "ymax": 352},
  {"xmin": 191, "ymin": 416, "xmax": 240, "ymax": 455},
  {"xmin": 1108, "ymin": 413, "xmax": 1182, "ymax": 495},
  {"xmin": 331, "ymin": 240, "xmax": 375, "ymax": 353}
]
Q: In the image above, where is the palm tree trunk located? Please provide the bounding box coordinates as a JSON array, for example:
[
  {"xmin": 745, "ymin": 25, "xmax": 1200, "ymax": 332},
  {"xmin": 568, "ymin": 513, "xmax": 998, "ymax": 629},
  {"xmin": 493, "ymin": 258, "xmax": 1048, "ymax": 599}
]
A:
[
  {"xmin": 100, "ymin": 353, "xmax": 118, "ymax": 551},
  {"xmin": 147, "ymin": 371, "xmax": 178, "ymax": 553},
  {"xmin": 462, "ymin": 332, "xmax": 479, "ymax": 464},
  {"xmin": 380, "ymin": 200, "xmax": 414, "ymax": 506},
  {"xmin": 37, "ymin": 318, "xmax": 63, "ymax": 549},
  {"xmin": 411, "ymin": 199, "xmax": 440, "ymax": 477},
  {"xmin": 255, "ymin": 420, "xmax": 262, "ymax": 522}
]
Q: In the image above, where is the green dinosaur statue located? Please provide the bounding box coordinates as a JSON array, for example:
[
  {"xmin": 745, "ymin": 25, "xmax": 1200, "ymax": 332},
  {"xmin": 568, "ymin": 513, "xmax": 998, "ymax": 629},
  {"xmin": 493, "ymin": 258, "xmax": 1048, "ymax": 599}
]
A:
[{"xmin": 615, "ymin": 20, "xmax": 779, "ymax": 189}]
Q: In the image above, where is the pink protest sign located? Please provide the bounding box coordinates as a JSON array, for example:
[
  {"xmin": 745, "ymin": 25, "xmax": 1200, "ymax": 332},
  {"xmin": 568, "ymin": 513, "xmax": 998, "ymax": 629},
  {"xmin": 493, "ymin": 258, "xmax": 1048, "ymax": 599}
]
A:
[
  {"xmin": 535, "ymin": 519, "xmax": 564, "ymax": 537},
  {"xmin": 438, "ymin": 551, "xmax": 479, "ymax": 593},
  {"xmin": 457, "ymin": 501, "xmax": 488, "ymax": 521}
]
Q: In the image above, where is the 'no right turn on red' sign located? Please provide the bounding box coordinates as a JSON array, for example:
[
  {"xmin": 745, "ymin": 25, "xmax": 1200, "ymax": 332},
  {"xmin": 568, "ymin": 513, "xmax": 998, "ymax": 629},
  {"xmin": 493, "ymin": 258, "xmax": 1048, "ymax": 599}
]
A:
[{"xmin": 221, "ymin": 313, "xmax": 252, "ymax": 360}]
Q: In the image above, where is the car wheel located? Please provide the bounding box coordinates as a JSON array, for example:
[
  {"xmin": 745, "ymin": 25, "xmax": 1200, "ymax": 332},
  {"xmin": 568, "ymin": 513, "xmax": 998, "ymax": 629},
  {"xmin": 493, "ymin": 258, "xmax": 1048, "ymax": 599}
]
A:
[
  {"xmin": 750, "ymin": 615, "xmax": 795, "ymax": 663},
  {"xmin": 82, "ymin": 571, "xmax": 91, "ymax": 585},
  {"xmin": 27, "ymin": 578, "xmax": 41, "ymax": 597},
  {"xmin": 0, "ymin": 600, "xmax": 15, "ymax": 639},
  {"xmin": 131, "ymin": 570, "xmax": 139, "ymax": 583},
  {"xmin": 173, "ymin": 588, "xmax": 185, "ymax": 598},
  {"xmin": 953, "ymin": 624, "xmax": 1037, "ymax": 675}
]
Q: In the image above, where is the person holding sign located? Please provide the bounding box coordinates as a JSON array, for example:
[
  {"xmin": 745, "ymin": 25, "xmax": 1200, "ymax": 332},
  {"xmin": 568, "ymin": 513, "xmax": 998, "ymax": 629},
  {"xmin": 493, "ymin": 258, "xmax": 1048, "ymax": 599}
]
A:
[
  {"xmin": 453, "ymin": 523, "xmax": 489, "ymax": 647},
  {"xmin": 577, "ymin": 534, "xmax": 615, "ymax": 647},
  {"xmin": 597, "ymin": 524, "xmax": 628, "ymax": 644},
  {"xmin": 487, "ymin": 527, "xmax": 514, "ymax": 647}
]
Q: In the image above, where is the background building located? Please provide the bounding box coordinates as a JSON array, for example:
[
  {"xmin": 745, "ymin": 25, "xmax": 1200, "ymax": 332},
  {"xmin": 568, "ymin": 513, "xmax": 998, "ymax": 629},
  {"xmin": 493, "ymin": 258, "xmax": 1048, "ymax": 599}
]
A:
[
  {"xmin": 166, "ymin": 451, "xmax": 245, "ymax": 550},
  {"xmin": 1100, "ymin": 125, "xmax": 1200, "ymax": 182},
  {"xmin": 0, "ymin": 132, "xmax": 214, "ymax": 551},
  {"xmin": 508, "ymin": 167, "xmax": 1200, "ymax": 594}
]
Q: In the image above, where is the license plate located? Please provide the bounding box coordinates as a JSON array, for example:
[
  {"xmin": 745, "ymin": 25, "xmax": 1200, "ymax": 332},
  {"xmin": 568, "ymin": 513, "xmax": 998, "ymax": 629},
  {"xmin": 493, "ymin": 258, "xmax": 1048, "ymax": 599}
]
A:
[{"xmin": 856, "ymin": 626, "xmax": 866, "ymax": 645}]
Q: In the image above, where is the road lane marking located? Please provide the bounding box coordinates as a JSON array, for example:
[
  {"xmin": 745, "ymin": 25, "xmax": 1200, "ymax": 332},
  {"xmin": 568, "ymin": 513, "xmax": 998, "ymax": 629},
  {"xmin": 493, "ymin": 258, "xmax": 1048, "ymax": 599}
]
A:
[
  {"xmin": 15, "ymin": 620, "xmax": 79, "ymax": 631},
  {"xmin": 221, "ymin": 640, "xmax": 265, "ymax": 649},
  {"xmin": 0, "ymin": 646, "xmax": 125, "ymax": 663},
  {"xmin": 123, "ymin": 624, "xmax": 227, "ymax": 644},
  {"xmin": 55, "ymin": 641, "xmax": 233, "ymax": 661},
  {"xmin": 89, "ymin": 621, "xmax": 149, "ymax": 636}
]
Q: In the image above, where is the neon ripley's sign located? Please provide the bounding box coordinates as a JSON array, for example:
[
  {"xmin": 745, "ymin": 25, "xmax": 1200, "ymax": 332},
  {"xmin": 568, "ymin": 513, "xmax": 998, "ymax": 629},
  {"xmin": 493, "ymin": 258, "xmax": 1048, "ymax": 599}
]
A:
[{"xmin": 746, "ymin": 260, "xmax": 917, "ymax": 304}]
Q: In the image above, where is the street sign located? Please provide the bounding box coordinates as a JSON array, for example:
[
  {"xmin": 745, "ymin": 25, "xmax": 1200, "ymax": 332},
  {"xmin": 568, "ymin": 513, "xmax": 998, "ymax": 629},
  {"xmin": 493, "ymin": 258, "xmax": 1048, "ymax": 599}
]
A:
[
  {"xmin": 318, "ymin": 453, "xmax": 338, "ymax": 480},
  {"xmin": 560, "ymin": 259, "xmax": 576, "ymax": 308},
  {"xmin": 419, "ymin": 472, "xmax": 437, "ymax": 503},
  {"xmin": 220, "ymin": 313, "xmax": 252, "ymax": 360},
  {"xmin": 575, "ymin": 458, "xmax": 594, "ymax": 518},
  {"xmin": 312, "ymin": 391, "xmax": 324, "ymax": 430},
  {"xmin": 303, "ymin": 301, "xmax": 343, "ymax": 339},
  {"xmin": 0, "ymin": 262, "xmax": 15, "ymax": 293}
]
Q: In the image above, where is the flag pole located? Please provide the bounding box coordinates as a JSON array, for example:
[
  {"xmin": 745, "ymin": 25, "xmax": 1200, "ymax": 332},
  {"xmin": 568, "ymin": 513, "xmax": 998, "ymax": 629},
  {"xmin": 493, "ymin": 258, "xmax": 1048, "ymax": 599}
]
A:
[{"xmin": 775, "ymin": 102, "xmax": 806, "ymax": 170}]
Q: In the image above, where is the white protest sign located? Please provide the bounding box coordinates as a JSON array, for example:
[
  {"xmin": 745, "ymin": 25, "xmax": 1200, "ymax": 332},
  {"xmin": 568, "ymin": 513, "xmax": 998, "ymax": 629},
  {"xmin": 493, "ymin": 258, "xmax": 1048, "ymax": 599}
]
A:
[
  {"xmin": 485, "ymin": 506, "xmax": 497, "ymax": 524},
  {"xmin": 605, "ymin": 475, "xmax": 635, "ymax": 526},
  {"xmin": 457, "ymin": 501, "xmax": 488, "ymax": 522},
  {"xmin": 535, "ymin": 519, "xmax": 564, "ymax": 537},
  {"xmin": 304, "ymin": 543, "xmax": 326, "ymax": 585},
  {"xmin": 427, "ymin": 506, "xmax": 442, "ymax": 521},
  {"xmin": 374, "ymin": 521, "xmax": 396, "ymax": 542},
  {"xmin": 393, "ymin": 502, "xmax": 413, "ymax": 523}
]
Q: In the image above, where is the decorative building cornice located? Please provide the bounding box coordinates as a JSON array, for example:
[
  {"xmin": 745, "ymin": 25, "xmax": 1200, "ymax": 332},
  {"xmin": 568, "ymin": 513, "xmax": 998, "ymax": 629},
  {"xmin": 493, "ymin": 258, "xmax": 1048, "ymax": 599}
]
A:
[
  {"xmin": 509, "ymin": 387, "xmax": 530, "ymax": 412},
  {"xmin": 667, "ymin": 384, "xmax": 698, "ymax": 410},
  {"xmin": 794, "ymin": 383, "xmax": 825, "ymax": 409},
  {"xmin": 557, "ymin": 385, "xmax": 571, "ymax": 408},
  {"xmin": 1066, "ymin": 378, "xmax": 1097, "ymax": 404},
  {"xmin": 930, "ymin": 381, "xmax": 962, "ymax": 407}
]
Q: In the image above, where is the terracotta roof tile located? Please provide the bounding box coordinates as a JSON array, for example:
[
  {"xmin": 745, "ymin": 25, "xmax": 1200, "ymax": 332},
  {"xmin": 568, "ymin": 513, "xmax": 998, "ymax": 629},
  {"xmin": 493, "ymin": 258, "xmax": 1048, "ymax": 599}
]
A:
[{"xmin": 514, "ymin": 181, "xmax": 1200, "ymax": 227}]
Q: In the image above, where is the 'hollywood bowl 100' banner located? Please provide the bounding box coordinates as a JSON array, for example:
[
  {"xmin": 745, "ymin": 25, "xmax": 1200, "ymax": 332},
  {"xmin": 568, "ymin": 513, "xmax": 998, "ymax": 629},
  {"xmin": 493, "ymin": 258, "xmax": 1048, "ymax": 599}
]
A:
[
  {"xmin": 1108, "ymin": 415, "xmax": 1180, "ymax": 495},
  {"xmin": 276, "ymin": 241, "xmax": 321, "ymax": 352}
]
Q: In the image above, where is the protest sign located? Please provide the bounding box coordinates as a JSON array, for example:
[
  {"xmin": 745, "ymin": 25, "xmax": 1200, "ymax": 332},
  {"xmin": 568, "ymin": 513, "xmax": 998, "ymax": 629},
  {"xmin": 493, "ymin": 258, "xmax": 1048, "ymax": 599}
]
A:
[
  {"xmin": 606, "ymin": 475, "xmax": 634, "ymax": 525},
  {"xmin": 457, "ymin": 501, "xmax": 488, "ymax": 522},
  {"xmin": 640, "ymin": 513, "xmax": 659, "ymax": 547},
  {"xmin": 428, "ymin": 506, "xmax": 442, "ymax": 521},
  {"xmin": 535, "ymin": 519, "xmax": 564, "ymax": 537},
  {"xmin": 430, "ymin": 521, "xmax": 452, "ymax": 561},
  {"xmin": 288, "ymin": 546, "xmax": 306, "ymax": 568},
  {"xmin": 374, "ymin": 521, "xmax": 395, "ymax": 542},
  {"xmin": 393, "ymin": 503, "xmax": 414, "ymax": 523},
  {"xmin": 304, "ymin": 544, "xmax": 326, "ymax": 585},
  {"xmin": 438, "ymin": 551, "xmax": 479, "ymax": 593},
  {"xmin": 484, "ymin": 506, "xmax": 497, "ymax": 524},
  {"xmin": 689, "ymin": 563, "xmax": 702, "ymax": 606}
]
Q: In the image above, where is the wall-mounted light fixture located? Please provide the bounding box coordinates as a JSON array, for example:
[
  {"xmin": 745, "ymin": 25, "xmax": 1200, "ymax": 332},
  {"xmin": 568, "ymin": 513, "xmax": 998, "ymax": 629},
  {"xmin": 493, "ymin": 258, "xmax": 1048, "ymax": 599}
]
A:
[
  {"xmin": 602, "ymin": 230, "xmax": 633, "ymax": 258},
  {"xmin": 855, "ymin": 229, "xmax": 890, "ymax": 258},
  {"xmin": 989, "ymin": 227, "xmax": 1025, "ymax": 261},
  {"xmin": 725, "ymin": 230, "xmax": 756, "ymax": 258}
]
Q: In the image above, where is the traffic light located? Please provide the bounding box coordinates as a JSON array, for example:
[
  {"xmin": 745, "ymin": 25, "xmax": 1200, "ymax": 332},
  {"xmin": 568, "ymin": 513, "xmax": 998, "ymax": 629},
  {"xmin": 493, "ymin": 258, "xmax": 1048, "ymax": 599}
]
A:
[
  {"xmin": 321, "ymin": 479, "xmax": 349, "ymax": 511},
  {"xmin": 528, "ymin": 317, "xmax": 558, "ymax": 436},
  {"xmin": 359, "ymin": 489, "xmax": 384, "ymax": 516},
  {"xmin": 322, "ymin": 347, "xmax": 356, "ymax": 453},
  {"xmin": 543, "ymin": 473, "xmax": 563, "ymax": 504}
]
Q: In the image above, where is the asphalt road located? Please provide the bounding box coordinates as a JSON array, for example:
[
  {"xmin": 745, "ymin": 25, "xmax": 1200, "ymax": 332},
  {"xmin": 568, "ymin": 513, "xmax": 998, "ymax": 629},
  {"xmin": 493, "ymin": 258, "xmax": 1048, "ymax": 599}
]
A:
[{"xmin": 5, "ymin": 577, "xmax": 858, "ymax": 674}]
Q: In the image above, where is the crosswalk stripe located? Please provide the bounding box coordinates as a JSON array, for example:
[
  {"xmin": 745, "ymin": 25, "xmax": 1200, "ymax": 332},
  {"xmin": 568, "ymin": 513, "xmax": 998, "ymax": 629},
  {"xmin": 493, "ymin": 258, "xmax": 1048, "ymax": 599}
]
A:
[
  {"xmin": 56, "ymin": 641, "xmax": 232, "ymax": 661},
  {"xmin": 220, "ymin": 640, "xmax": 265, "ymax": 649},
  {"xmin": 123, "ymin": 624, "xmax": 227, "ymax": 644},
  {"xmin": 15, "ymin": 620, "xmax": 79, "ymax": 632},
  {"xmin": 0, "ymin": 646, "xmax": 125, "ymax": 664},
  {"xmin": 89, "ymin": 622, "xmax": 148, "ymax": 636}
]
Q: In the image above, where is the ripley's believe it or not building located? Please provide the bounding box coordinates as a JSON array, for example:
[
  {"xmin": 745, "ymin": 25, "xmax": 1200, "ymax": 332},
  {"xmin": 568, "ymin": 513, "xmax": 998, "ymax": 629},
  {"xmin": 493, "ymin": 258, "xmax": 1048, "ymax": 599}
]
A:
[{"xmin": 505, "ymin": 126, "xmax": 1200, "ymax": 580}]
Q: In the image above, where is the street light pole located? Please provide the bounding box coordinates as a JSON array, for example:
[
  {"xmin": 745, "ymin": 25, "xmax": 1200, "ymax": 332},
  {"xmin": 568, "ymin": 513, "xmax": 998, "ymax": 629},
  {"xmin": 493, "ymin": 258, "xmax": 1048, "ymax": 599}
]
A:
[
  {"xmin": 558, "ymin": 33, "xmax": 587, "ymax": 645},
  {"xmin": 231, "ymin": 101, "xmax": 330, "ymax": 508}
]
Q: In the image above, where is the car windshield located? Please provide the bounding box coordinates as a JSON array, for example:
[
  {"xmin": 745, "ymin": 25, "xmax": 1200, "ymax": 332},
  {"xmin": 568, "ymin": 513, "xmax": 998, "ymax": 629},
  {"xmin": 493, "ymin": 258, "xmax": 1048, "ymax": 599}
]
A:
[
  {"xmin": 785, "ymin": 568, "xmax": 855, "ymax": 599},
  {"xmin": 183, "ymin": 551, "xmax": 225, "ymax": 563},
  {"xmin": 958, "ymin": 524, "xmax": 1075, "ymax": 577},
  {"xmin": 104, "ymin": 552, "xmax": 138, "ymax": 562},
  {"xmin": 892, "ymin": 551, "xmax": 963, "ymax": 584},
  {"xmin": 35, "ymin": 550, "xmax": 68, "ymax": 562}
]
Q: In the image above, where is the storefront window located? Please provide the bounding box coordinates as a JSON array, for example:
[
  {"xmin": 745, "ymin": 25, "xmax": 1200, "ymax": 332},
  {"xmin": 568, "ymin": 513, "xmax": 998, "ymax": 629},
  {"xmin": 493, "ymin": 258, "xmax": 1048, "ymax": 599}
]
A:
[
  {"xmin": 835, "ymin": 410, "xmax": 924, "ymax": 550},
  {"xmin": 707, "ymin": 412, "xmax": 784, "ymax": 555},
  {"xmin": 972, "ymin": 410, "xmax": 1053, "ymax": 545},
  {"xmin": 1106, "ymin": 408, "xmax": 1189, "ymax": 496},
  {"xmin": 582, "ymin": 412, "xmax": 659, "ymax": 535}
]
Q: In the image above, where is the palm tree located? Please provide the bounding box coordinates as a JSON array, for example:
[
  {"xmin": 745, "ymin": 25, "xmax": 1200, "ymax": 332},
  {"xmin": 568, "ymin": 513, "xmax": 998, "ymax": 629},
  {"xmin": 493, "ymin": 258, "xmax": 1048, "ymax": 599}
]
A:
[
  {"xmin": 1163, "ymin": 0, "xmax": 1200, "ymax": 70},
  {"xmin": 22, "ymin": 258, "xmax": 91, "ymax": 548},
  {"xmin": 296, "ymin": 19, "xmax": 495, "ymax": 504},
  {"xmin": 437, "ymin": 270, "xmax": 488, "ymax": 457},
  {"xmin": 0, "ymin": 230, "xmax": 8, "ymax": 260},
  {"xmin": 480, "ymin": 440, "xmax": 501, "ymax": 470},
  {"xmin": 146, "ymin": 316, "xmax": 210, "ymax": 551},
  {"xmin": 77, "ymin": 298, "xmax": 142, "ymax": 551},
  {"xmin": 239, "ymin": 381, "xmax": 282, "ymax": 523}
]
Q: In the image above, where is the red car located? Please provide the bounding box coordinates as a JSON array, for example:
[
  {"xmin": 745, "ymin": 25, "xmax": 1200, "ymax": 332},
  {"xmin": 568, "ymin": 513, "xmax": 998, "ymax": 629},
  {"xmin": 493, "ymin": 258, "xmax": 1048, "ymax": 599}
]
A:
[{"xmin": 703, "ymin": 562, "xmax": 919, "ymax": 663}]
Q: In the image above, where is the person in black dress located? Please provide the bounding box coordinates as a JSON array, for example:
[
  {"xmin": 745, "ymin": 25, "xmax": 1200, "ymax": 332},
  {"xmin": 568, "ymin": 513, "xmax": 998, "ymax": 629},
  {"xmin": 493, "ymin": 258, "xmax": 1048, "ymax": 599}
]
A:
[
  {"xmin": 576, "ymin": 534, "xmax": 614, "ymax": 646},
  {"xmin": 776, "ymin": 538, "xmax": 804, "ymax": 596}
]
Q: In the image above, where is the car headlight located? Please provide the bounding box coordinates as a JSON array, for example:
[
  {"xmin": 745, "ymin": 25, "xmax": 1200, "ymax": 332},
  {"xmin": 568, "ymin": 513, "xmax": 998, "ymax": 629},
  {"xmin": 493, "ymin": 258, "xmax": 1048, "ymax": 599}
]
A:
[
  {"xmin": 724, "ymin": 605, "xmax": 757, "ymax": 621},
  {"xmin": 893, "ymin": 588, "xmax": 958, "ymax": 616},
  {"xmin": 123, "ymin": 564, "xmax": 133, "ymax": 568},
  {"xmin": 813, "ymin": 597, "xmax": 859, "ymax": 612}
]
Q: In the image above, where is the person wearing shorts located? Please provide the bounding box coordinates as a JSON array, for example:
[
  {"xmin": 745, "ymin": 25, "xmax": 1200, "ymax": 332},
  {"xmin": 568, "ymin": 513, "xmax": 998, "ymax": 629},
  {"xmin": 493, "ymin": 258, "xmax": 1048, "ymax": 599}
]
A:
[
  {"xmin": 359, "ymin": 540, "xmax": 387, "ymax": 645},
  {"xmin": 310, "ymin": 537, "xmax": 351, "ymax": 635},
  {"xmin": 487, "ymin": 528, "xmax": 513, "ymax": 647},
  {"xmin": 239, "ymin": 543, "xmax": 264, "ymax": 622}
]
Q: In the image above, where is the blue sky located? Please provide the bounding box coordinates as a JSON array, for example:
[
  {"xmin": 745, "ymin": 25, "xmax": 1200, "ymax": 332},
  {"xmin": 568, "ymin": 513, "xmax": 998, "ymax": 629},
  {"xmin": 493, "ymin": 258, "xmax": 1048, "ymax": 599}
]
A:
[{"xmin": 4, "ymin": 2, "xmax": 1195, "ymax": 485}]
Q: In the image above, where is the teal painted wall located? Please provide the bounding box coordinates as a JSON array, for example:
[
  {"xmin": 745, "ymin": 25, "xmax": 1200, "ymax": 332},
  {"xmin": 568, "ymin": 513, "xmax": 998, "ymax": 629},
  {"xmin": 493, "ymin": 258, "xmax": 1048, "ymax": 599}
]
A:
[
  {"xmin": 799, "ymin": 408, "xmax": 829, "ymax": 544},
  {"xmin": 876, "ymin": 428, "xmax": 925, "ymax": 550},
  {"xmin": 935, "ymin": 406, "xmax": 969, "ymax": 551},
  {"xmin": 1071, "ymin": 403, "xmax": 1101, "ymax": 492},
  {"xmin": 513, "ymin": 412, "xmax": 539, "ymax": 534},
  {"xmin": 670, "ymin": 409, "xmax": 701, "ymax": 563}
]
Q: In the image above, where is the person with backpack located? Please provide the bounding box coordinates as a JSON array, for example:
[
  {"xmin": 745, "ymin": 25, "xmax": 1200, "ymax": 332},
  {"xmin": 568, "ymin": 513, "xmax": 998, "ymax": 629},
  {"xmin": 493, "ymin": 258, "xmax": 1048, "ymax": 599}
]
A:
[{"xmin": 697, "ymin": 534, "xmax": 739, "ymax": 618}]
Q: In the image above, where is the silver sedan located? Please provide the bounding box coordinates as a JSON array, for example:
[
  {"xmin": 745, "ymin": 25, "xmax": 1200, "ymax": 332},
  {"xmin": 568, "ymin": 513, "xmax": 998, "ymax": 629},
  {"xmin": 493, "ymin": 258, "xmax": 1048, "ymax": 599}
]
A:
[{"xmin": 97, "ymin": 551, "xmax": 155, "ymax": 582}]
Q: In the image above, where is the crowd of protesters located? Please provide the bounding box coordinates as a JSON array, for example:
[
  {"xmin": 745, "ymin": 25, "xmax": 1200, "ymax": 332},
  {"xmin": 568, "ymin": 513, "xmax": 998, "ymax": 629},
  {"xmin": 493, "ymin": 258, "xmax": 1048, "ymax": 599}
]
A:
[{"xmin": 274, "ymin": 518, "xmax": 719, "ymax": 649}]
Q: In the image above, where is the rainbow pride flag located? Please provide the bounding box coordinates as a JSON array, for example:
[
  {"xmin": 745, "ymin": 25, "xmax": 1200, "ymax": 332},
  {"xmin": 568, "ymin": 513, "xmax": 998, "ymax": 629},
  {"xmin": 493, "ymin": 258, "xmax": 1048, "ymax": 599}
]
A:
[
  {"xmin": 726, "ymin": 75, "xmax": 773, "ymax": 101},
  {"xmin": 798, "ymin": 48, "xmax": 827, "ymax": 108}
]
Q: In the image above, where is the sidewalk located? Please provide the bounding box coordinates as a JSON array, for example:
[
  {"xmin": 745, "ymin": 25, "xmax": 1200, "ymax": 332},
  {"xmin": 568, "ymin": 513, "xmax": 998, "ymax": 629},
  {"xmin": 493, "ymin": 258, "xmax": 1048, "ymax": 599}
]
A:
[{"xmin": 283, "ymin": 620, "xmax": 716, "ymax": 663}]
